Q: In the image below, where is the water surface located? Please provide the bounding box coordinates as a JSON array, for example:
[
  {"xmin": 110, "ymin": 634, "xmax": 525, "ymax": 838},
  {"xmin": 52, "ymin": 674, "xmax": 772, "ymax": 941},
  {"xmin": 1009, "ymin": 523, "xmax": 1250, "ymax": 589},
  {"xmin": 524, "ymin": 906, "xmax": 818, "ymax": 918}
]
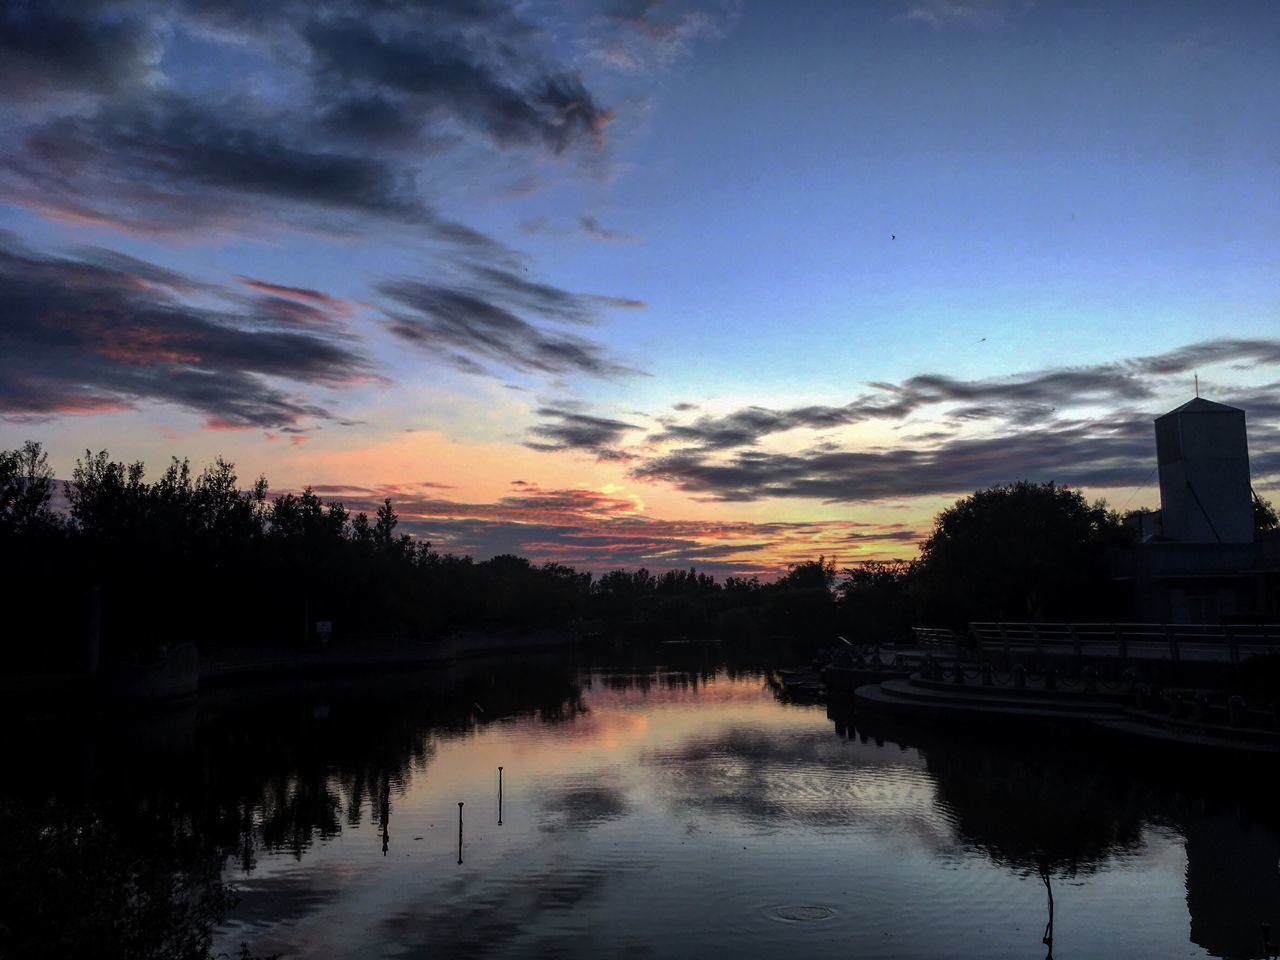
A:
[{"xmin": 3, "ymin": 650, "xmax": 1277, "ymax": 959}]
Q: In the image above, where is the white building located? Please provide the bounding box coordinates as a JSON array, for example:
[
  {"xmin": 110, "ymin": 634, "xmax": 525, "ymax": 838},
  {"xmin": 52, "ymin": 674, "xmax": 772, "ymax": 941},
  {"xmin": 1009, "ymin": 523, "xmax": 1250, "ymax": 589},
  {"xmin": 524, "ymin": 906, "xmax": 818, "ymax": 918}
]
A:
[
  {"xmin": 1154, "ymin": 397, "xmax": 1253, "ymax": 544},
  {"xmin": 1119, "ymin": 397, "xmax": 1278, "ymax": 624}
]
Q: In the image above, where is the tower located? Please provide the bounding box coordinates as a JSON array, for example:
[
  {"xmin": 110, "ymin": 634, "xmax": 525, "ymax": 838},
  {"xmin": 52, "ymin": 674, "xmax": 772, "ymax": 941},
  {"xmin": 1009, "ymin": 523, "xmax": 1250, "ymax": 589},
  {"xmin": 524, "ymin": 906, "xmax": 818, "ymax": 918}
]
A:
[{"xmin": 1154, "ymin": 398, "xmax": 1253, "ymax": 543}]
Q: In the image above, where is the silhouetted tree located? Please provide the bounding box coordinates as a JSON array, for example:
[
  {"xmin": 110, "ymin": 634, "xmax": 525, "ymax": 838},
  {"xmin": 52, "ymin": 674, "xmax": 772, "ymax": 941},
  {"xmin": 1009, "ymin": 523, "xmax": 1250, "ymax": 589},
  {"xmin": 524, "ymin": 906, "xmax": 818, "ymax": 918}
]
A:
[
  {"xmin": 838, "ymin": 559, "xmax": 914, "ymax": 644},
  {"xmin": 1255, "ymin": 492, "xmax": 1279, "ymax": 535},
  {"xmin": 763, "ymin": 556, "xmax": 838, "ymax": 639},
  {"xmin": 0, "ymin": 440, "xmax": 57, "ymax": 535},
  {"xmin": 912, "ymin": 481, "xmax": 1131, "ymax": 625}
]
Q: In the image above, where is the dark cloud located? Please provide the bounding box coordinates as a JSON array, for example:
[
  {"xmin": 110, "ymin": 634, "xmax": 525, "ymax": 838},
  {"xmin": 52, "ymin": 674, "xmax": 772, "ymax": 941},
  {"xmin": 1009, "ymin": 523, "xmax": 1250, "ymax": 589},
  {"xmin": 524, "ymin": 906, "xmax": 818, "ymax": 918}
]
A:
[
  {"xmin": 0, "ymin": 238, "xmax": 370, "ymax": 430},
  {"xmin": 518, "ymin": 338, "xmax": 1280, "ymax": 508},
  {"xmin": 0, "ymin": 1, "xmax": 613, "ymax": 245},
  {"xmin": 0, "ymin": 3, "xmax": 157, "ymax": 101},
  {"xmin": 379, "ymin": 264, "xmax": 643, "ymax": 379},
  {"xmin": 468, "ymin": 265, "xmax": 644, "ymax": 325},
  {"xmin": 304, "ymin": 18, "xmax": 611, "ymax": 154},
  {"xmin": 1131, "ymin": 339, "xmax": 1280, "ymax": 376},
  {"xmin": 649, "ymin": 396, "xmax": 918, "ymax": 451},
  {"xmin": 238, "ymin": 277, "xmax": 351, "ymax": 312},
  {"xmin": 644, "ymin": 339, "xmax": 1280, "ymax": 452},
  {"xmin": 0, "ymin": 0, "xmax": 652, "ymax": 398},
  {"xmin": 247, "ymin": 295, "xmax": 351, "ymax": 335},
  {"xmin": 525, "ymin": 407, "xmax": 640, "ymax": 459},
  {"xmin": 632, "ymin": 417, "xmax": 1161, "ymax": 503},
  {"xmin": 317, "ymin": 94, "xmax": 442, "ymax": 150},
  {"xmin": 578, "ymin": 215, "xmax": 636, "ymax": 242},
  {"xmin": 6, "ymin": 94, "xmax": 431, "ymax": 234}
]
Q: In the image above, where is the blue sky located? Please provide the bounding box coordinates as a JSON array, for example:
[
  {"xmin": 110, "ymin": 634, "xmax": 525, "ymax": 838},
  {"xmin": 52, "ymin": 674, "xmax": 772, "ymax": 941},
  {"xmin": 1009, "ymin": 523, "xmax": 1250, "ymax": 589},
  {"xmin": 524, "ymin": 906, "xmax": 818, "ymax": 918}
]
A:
[{"xmin": 2, "ymin": 0, "xmax": 1278, "ymax": 575}]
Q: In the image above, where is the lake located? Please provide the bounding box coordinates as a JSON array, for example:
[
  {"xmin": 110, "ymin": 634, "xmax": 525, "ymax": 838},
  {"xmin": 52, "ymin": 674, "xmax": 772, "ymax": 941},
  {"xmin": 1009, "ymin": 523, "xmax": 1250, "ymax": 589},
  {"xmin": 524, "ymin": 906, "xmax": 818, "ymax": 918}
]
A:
[{"xmin": 2, "ymin": 646, "xmax": 1277, "ymax": 959}]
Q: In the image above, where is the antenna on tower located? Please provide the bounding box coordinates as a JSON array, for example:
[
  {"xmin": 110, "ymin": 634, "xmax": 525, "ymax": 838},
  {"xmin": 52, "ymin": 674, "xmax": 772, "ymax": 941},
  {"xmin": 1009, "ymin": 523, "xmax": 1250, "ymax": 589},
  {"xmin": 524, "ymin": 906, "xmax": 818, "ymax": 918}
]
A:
[{"xmin": 1195, "ymin": 373, "xmax": 1199, "ymax": 398}]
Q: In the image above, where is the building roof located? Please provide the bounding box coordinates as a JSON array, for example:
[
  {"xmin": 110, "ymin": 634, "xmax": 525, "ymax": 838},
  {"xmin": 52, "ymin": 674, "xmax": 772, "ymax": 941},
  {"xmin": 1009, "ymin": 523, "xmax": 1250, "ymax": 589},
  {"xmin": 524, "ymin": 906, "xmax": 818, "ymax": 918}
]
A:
[{"xmin": 1155, "ymin": 396, "xmax": 1244, "ymax": 419}]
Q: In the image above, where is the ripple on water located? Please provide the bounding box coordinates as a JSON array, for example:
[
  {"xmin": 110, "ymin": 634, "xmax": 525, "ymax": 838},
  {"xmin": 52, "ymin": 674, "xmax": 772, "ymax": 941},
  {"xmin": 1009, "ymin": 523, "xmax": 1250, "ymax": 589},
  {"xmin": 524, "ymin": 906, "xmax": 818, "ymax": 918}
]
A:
[{"xmin": 768, "ymin": 904, "xmax": 838, "ymax": 923}]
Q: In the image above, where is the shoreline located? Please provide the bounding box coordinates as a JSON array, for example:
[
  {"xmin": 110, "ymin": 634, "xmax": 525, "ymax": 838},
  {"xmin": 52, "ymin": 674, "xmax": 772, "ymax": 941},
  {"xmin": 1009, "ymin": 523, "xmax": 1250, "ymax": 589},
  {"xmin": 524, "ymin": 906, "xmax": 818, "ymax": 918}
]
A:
[{"xmin": 0, "ymin": 628, "xmax": 584, "ymax": 717}]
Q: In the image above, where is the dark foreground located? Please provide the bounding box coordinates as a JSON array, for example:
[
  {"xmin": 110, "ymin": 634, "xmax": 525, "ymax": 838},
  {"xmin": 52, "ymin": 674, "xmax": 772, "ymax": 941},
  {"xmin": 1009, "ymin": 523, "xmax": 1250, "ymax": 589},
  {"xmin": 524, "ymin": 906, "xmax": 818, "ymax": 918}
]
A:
[{"xmin": 2, "ymin": 646, "xmax": 1277, "ymax": 960}]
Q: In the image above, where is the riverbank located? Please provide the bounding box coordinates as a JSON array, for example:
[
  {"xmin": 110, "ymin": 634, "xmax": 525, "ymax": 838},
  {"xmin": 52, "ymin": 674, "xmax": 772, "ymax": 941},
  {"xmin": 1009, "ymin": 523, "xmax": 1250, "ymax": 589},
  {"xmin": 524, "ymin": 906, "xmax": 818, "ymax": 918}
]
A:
[{"xmin": 1, "ymin": 628, "xmax": 583, "ymax": 716}]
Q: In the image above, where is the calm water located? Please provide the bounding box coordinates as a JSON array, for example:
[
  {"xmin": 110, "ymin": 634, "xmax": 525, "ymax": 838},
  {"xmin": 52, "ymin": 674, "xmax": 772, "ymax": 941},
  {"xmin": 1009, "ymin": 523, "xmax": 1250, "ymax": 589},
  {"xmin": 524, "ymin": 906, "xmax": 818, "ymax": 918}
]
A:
[{"xmin": 3, "ymin": 648, "xmax": 1278, "ymax": 959}]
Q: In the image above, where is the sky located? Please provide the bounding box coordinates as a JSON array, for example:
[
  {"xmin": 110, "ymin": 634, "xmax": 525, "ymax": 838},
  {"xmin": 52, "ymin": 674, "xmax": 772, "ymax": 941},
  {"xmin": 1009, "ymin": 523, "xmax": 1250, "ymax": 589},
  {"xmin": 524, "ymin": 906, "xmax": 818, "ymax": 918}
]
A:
[{"xmin": 2, "ymin": 0, "xmax": 1278, "ymax": 577}]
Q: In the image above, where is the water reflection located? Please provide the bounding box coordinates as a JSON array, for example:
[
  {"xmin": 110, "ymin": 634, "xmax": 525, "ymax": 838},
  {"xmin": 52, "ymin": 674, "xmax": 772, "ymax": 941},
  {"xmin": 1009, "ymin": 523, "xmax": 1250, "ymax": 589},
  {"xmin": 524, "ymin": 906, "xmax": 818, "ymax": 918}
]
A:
[
  {"xmin": 1040, "ymin": 861, "xmax": 1056, "ymax": 960},
  {"xmin": 3, "ymin": 653, "xmax": 1279, "ymax": 959},
  {"xmin": 0, "ymin": 656, "xmax": 585, "ymax": 959},
  {"xmin": 836, "ymin": 705, "xmax": 1280, "ymax": 959}
]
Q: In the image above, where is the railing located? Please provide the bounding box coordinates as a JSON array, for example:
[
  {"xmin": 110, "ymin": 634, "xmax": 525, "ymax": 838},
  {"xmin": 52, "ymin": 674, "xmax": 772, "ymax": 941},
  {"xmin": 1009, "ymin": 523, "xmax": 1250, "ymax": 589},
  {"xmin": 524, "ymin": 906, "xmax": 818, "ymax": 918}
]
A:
[
  {"xmin": 912, "ymin": 626, "xmax": 960, "ymax": 647},
  {"xmin": 967, "ymin": 622, "xmax": 1279, "ymax": 664}
]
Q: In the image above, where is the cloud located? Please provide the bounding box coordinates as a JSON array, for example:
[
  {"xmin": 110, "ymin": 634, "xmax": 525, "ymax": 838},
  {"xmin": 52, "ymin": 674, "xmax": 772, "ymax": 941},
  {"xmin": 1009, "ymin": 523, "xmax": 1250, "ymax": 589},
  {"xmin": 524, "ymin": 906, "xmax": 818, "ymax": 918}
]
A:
[
  {"xmin": 0, "ymin": 3, "xmax": 159, "ymax": 102},
  {"xmin": 297, "ymin": 480, "xmax": 914, "ymax": 575},
  {"xmin": 379, "ymin": 263, "xmax": 644, "ymax": 379},
  {"xmin": 0, "ymin": 1, "xmax": 614, "ymax": 244},
  {"xmin": 902, "ymin": 0, "xmax": 1028, "ymax": 29},
  {"xmin": 578, "ymin": 215, "xmax": 637, "ymax": 243},
  {"xmin": 1131, "ymin": 339, "xmax": 1280, "ymax": 376},
  {"xmin": 5, "ymin": 93, "xmax": 436, "ymax": 236},
  {"xmin": 304, "ymin": 17, "xmax": 612, "ymax": 154},
  {"xmin": 581, "ymin": 337, "xmax": 1280, "ymax": 503},
  {"xmin": 468, "ymin": 265, "xmax": 644, "ymax": 325},
  {"xmin": 525, "ymin": 407, "xmax": 641, "ymax": 459},
  {"xmin": 237, "ymin": 277, "xmax": 353, "ymax": 313},
  {"xmin": 520, "ymin": 215, "xmax": 639, "ymax": 243},
  {"xmin": 589, "ymin": 0, "xmax": 738, "ymax": 71},
  {"xmin": 0, "ymin": 238, "xmax": 371, "ymax": 430},
  {"xmin": 1, "ymin": 0, "xmax": 657, "ymax": 398},
  {"xmin": 638, "ymin": 339, "xmax": 1280, "ymax": 454},
  {"xmin": 632, "ymin": 416, "xmax": 1157, "ymax": 503}
]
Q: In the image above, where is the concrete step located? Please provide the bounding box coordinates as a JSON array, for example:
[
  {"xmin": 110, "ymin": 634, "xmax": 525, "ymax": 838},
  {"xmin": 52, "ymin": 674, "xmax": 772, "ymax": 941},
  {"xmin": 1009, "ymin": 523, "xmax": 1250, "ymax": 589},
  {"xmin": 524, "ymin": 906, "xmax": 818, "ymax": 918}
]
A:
[
  {"xmin": 856, "ymin": 681, "xmax": 1119, "ymax": 724},
  {"xmin": 857, "ymin": 679, "xmax": 1280, "ymax": 756},
  {"xmin": 877, "ymin": 677, "xmax": 1125, "ymax": 716},
  {"xmin": 906, "ymin": 672, "xmax": 1134, "ymax": 704}
]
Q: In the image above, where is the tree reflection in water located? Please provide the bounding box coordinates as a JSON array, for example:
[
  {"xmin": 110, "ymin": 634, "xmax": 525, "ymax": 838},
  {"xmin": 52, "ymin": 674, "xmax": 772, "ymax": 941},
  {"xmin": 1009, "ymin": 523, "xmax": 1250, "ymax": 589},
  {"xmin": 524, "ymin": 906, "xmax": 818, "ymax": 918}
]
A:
[
  {"xmin": 836, "ymin": 707, "xmax": 1280, "ymax": 960},
  {"xmin": 0, "ymin": 796, "xmax": 235, "ymax": 960},
  {"xmin": 0, "ymin": 657, "xmax": 585, "ymax": 960}
]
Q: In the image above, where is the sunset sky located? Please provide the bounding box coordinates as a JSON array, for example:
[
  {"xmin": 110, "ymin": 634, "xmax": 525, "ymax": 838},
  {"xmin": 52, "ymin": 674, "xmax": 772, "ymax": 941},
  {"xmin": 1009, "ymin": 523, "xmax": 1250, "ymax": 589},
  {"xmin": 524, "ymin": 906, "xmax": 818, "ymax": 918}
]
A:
[{"xmin": 2, "ymin": 0, "xmax": 1278, "ymax": 577}]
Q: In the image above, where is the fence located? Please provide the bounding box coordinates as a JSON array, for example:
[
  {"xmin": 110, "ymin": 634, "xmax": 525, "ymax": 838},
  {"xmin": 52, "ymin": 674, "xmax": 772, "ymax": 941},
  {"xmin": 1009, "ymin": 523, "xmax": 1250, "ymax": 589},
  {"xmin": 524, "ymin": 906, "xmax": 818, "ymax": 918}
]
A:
[{"xmin": 968, "ymin": 622, "xmax": 1279, "ymax": 665}]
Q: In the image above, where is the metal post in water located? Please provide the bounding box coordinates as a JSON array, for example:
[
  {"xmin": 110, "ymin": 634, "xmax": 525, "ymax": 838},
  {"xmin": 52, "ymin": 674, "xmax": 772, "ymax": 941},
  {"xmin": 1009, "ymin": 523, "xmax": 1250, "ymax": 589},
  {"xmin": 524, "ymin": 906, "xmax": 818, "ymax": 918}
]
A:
[
  {"xmin": 381, "ymin": 782, "xmax": 390, "ymax": 857},
  {"xmin": 457, "ymin": 801, "xmax": 464, "ymax": 864},
  {"xmin": 498, "ymin": 766, "xmax": 504, "ymax": 825}
]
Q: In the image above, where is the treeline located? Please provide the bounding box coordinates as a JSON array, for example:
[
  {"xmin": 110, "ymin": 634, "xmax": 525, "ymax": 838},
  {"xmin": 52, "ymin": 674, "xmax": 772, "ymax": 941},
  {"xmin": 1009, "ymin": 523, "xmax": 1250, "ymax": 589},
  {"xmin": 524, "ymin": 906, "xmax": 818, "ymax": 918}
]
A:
[
  {"xmin": 2, "ymin": 443, "xmax": 1156, "ymax": 673},
  {"xmin": 1, "ymin": 444, "xmax": 859, "ymax": 671}
]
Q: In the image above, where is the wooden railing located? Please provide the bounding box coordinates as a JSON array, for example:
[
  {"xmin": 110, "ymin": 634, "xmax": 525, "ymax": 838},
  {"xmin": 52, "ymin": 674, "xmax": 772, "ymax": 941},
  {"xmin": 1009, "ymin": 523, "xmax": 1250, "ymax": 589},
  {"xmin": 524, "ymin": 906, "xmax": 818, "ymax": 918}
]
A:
[{"xmin": 967, "ymin": 622, "xmax": 1280, "ymax": 664}]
